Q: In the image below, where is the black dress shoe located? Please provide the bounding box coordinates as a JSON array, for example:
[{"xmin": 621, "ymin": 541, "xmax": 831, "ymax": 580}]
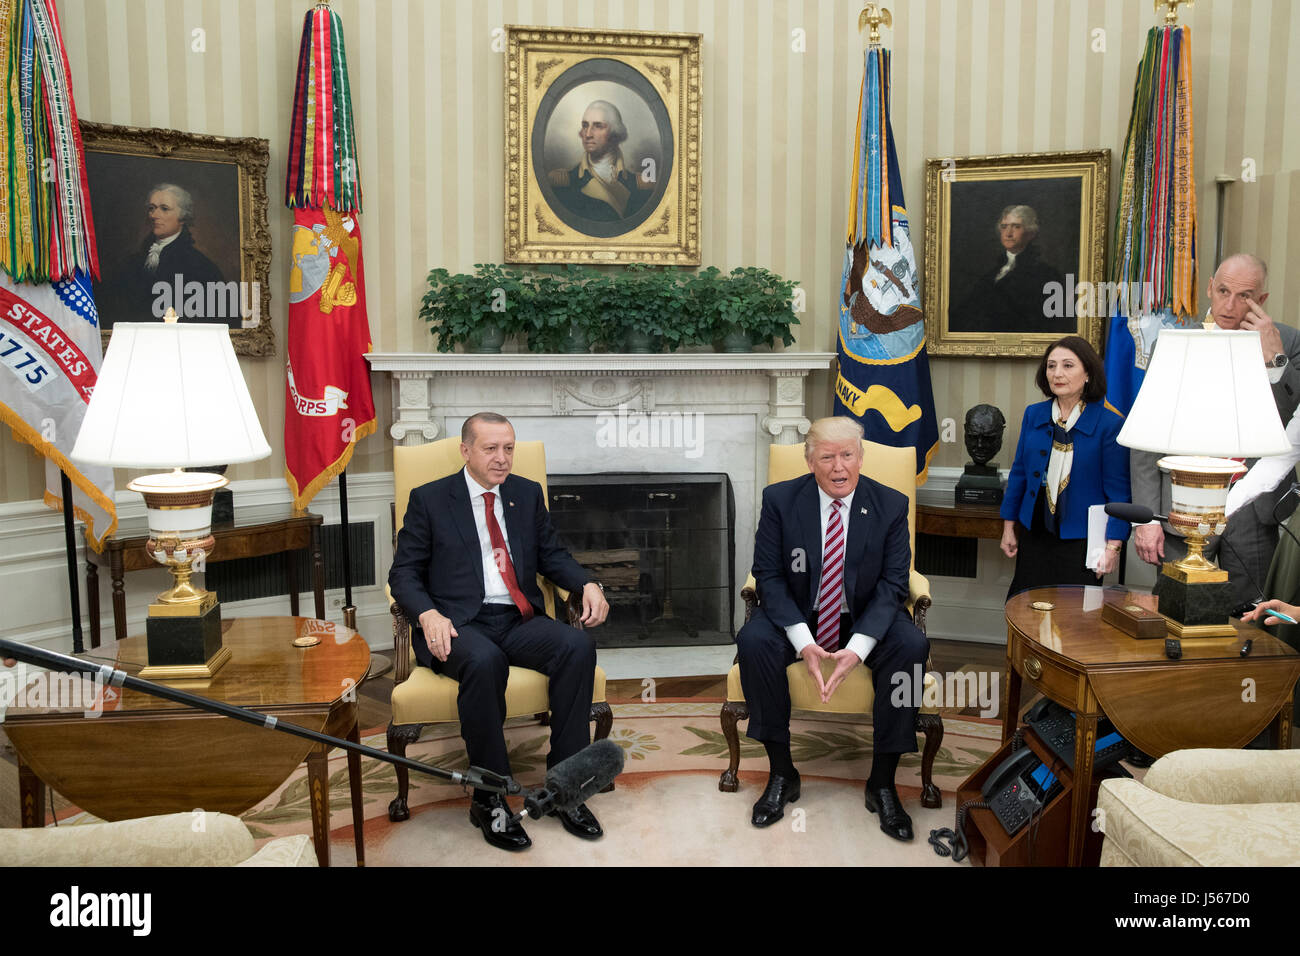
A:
[
  {"xmin": 863, "ymin": 784, "xmax": 914, "ymax": 842},
  {"xmin": 751, "ymin": 772, "xmax": 800, "ymax": 828},
  {"xmin": 469, "ymin": 796, "xmax": 532, "ymax": 851},
  {"xmin": 548, "ymin": 802, "xmax": 603, "ymax": 840}
]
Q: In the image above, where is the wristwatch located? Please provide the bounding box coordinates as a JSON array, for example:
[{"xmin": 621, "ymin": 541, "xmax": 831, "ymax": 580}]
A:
[{"xmin": 1271, "ymin": 353, "xmax": 1289, "ymax": 369}]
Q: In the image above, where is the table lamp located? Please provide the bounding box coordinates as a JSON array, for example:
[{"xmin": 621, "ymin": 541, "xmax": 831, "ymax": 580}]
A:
[
  {"xmin": 1117, "ymin": 328, "xmax": 1290, "ymax": 636},
  {"xmin": 71, "ymin": 313, "xmax": 271, "ymax": 678}
]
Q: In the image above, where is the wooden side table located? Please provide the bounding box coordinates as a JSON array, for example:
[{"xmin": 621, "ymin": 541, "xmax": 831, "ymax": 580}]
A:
[
  {"xmin": 86, "ymin": 508, "xmax": 326, "ymax": 647},
  {"xmin": 4, "ymin": 616, "xmax": 371, "ymax": 867},
  {"xmin": 917, "ymin": 501, "xmax": 1005, "ymax": 539},
  {"xmin": 1003, "ymin": 586, "xmax": 1300, "ymax": 866}
]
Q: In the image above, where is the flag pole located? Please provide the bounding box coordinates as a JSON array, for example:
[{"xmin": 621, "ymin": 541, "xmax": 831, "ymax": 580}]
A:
[
  {"xmin": 339, "ymin": 469, "xmax": 355, "ymax": 629},
  {"xmin": 58, "ymin": 471, "xmax": 85, "ymax": 654}
]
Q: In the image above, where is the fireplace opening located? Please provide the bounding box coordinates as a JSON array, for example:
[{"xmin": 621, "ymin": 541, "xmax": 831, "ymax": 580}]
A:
[{"xmin": 548, "ymin": 473, "xmax": 735, "ymax": 648}]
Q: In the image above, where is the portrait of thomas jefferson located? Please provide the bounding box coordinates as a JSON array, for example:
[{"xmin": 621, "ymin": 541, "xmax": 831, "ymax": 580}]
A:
[
  {"xmin": 95, "ymin": 182, "xmax": 230, "ymax": 327},
  {"xmin": 950, "ymin": 204, "xmax": 1069, "ymax": 335},
  {"xmin": 547, "ymin": 100, "xmax": 654, "ymax": 224}
]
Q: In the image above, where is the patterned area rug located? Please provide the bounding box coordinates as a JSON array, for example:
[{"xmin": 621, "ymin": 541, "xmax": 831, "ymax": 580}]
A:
[{"xmin": 237, "ymin": 701, "xmax": 1000, "ymax": 866}]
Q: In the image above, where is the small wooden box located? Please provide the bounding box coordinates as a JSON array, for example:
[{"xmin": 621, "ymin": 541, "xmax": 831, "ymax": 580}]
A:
[{"xmin": 1102, "ymin": 597, "xmax": 1167, "ymax": 639}]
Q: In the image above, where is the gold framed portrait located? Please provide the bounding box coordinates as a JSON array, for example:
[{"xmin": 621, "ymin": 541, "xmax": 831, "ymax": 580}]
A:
[
  {"xmin": 923, "ymin": 149, "xmax": 1109, "ymax": 358},
  {"xmin": 505, "ymin": 26, "xmax": 701, "ymax": 265},
  {"xmin": 81, "ymin": 121, "xmax": 274, "ymax": 357}
]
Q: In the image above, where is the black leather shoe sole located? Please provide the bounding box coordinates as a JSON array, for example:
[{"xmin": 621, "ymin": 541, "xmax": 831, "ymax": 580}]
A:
[
  {"xmin": 469, "ymin": 803, "xmax": 532, "ymax": 851},
  {"xmin": 751, "ymin": 776, "xmax": 801, "ymax": 828},
  {"xmin": 863, "ymin": 788, "xmax": 914, "ymax": 842}
]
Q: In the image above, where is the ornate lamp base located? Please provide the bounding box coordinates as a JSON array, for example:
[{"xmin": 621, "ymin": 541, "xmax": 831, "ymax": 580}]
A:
[
  {"xmin": 128, "ymin": 470, "xmax": 231, "ymax": 680},
  {"xmin": 1153, "ymin": 455, "xmax": 1246, "ymax": 639}
]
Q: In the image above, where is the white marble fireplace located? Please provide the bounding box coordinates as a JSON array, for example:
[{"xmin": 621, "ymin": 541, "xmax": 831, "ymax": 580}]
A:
[{"xmin": 365, "ymin": 352, "xmax": 835, "ymax": 633}]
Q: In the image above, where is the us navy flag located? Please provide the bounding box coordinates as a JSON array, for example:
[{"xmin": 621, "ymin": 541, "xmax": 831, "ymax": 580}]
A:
[{"xmin": 834, "ymin": 46, "xmax": 937, "ymax": 482}]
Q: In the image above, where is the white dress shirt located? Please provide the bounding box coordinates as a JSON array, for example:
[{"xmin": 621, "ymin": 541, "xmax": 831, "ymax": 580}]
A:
[
  {"xmin": 464, "ymin": 468, "xmax": 516, "ymax": 605},
  {"xmin": 144, "ymin": 230, "xmax": 181, "ymax": 272},
  {"xmin": 1226, "ymin": 405, "xmax": 1300, "ymax": 518},
  {"xmin": 782, "ymin": 485, "xmax": 879, "ymax": 662}
]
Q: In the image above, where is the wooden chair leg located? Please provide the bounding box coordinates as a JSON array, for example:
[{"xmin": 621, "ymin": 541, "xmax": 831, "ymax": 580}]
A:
[
  {"xmin": 590, "ymin": 702, "xmax": 615, "ymax": 792},
  {"xmin": 916, "ymin": 712, "xmax": 944, "ymax": 809},
  {"xmin": 719, "ymin": 701, "xmax": 748, "ymax": 792},
  {"xmin": 387, "ymin": 721, "xmax": 424, "ymax": 822}
]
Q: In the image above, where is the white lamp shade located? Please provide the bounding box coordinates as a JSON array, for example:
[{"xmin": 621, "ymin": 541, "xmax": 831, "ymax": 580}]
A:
[
  {"xmin": 71, "ymin": 322, "xmax": 271, "ymax": 469},
  {"xmin": 1117, "ymin": 329, "xmax": 1290, "ymax": 457}
]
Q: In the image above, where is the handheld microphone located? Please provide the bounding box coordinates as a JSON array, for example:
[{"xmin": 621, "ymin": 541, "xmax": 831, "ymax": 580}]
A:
[
  {"xmin": 1104, "ymin": 502, "xmax": 1168, "ymax": 524},
  {"xmin": 521, "ymin": 738, "xmax": 625, "ymax": 819}
]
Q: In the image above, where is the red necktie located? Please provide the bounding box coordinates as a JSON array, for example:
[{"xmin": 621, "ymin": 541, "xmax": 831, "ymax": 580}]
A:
[
  {"xmin": 815, "ymin": 499, "xmax": 845, "ymax": 651},
  {"xmin": 482, "ymin": 491, "xmax": 534, "ymax": 620}
]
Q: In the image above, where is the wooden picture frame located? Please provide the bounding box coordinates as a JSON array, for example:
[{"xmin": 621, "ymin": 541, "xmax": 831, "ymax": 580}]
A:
[
  {"xmin": 923, "ymin": 149, "xmax": 1109, "ymax": 358},
  {"xmin": 505, "ymin": 26, "xmax": 701, "ymax": 265},
  {"xmin": 81, "ymin": 121, "xmax": 274, "ymax": 357}
]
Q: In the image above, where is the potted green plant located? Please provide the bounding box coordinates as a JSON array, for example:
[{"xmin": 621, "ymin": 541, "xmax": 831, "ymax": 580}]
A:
[
  {"xmin": 421, "ymin": 267, "xmax": 497, "ymax": 353},
  {"xmin": 716, "ymin": 266, "xmax": 799, "ymax": 351}
]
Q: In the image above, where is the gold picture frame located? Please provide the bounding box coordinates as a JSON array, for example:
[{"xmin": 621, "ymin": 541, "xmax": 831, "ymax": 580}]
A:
[
  {"xmin": 81, "ymin": 121, "xmax": 274, "ymax": 357},
  {"xmin": 923, "ymin": 149, "xmax": 1109, "ymax": 358},
  {"xmin": 505, "ymin": 26, "xmax": 701, "ymax": 265}
]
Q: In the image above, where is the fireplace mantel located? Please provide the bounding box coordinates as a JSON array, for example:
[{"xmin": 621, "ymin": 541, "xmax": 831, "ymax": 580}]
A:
[{"xmin": 366, "ymin": 352, "xmax": 836, "ymax": 446}]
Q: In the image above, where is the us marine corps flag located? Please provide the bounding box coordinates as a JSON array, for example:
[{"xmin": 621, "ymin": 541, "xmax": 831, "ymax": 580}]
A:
[
  {"xmin": 1103, "ymin": 21, "xmax": 1198, "ymax": 415},
  {"xmin": 833, "ymin": 39, "xmax": 938, "ymax": 482},
  {"xmin": 283, "ymin": 3, "xmax": 375, "ymax": 510},
  {"xmin": 0, "ymin": 0, "xmax": 115, "ymax": 549}
]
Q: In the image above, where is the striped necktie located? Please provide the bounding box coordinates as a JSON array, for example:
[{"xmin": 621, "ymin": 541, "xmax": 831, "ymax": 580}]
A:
[{"xmin": 815, "ymin": 499, "xmax": 846, "ymax": 651}]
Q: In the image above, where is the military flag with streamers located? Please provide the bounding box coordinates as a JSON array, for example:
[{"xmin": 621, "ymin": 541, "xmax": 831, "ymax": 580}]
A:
[
  {"xmin": 283, "ymin": 3, "xmax": 375, "ymax": 510},
  {"xmin": 0, "ymin": 0, "xmax": 113, "ymax": 548},
  {"xmin": 1103, "ymin": 24, "xmax": 1198, "ymax": 416},
  {"xmin": 833, "ymin": 45, "xmax": 937, "ymax": 482}
]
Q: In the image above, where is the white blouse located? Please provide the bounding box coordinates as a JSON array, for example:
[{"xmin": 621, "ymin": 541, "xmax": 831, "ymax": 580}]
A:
[{"xmin": 1225, "ymin": 407, "xmax": 1300, "ymax": 517}]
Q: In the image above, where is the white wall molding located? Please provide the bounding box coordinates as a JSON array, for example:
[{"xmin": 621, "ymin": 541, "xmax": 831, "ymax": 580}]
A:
[{"xmin": 1, "ymin": 473, "xmax": 398, "ymax": 653}]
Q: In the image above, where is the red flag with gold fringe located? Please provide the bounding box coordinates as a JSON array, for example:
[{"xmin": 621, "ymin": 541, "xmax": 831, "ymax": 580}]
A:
[{"xmin": 283, "ymin": 4, "xmax": 374, "ymax": 510}]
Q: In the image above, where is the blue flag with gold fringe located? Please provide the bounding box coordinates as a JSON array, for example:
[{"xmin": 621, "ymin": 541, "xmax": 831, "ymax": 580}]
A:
[{"xmin": 833, "ymin": 46, "xmax": 937, "ymax": 483}]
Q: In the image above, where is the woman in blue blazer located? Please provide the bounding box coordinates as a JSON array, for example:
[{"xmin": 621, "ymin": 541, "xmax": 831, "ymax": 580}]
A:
[{"xmin": 1000, "ymin": 335, "xmax": 1131, "ymax": 597}]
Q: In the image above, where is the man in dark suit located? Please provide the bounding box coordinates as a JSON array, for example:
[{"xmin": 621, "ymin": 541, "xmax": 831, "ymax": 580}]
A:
[
  {"xmin": 1132, "ymin": 253, "xmax": 1300, "ymax": 603},
  {"xmin": 737, "ymin": 416, "xmax": 929, "ymax": 841},
  {"xmin": 389, "ymin": 412, "xmax": 609, "ymax": 851}
]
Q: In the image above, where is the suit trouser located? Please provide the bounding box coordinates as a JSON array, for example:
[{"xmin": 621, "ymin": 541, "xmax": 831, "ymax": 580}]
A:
[
  {"xmin": 428, "ymin": 604, "xmax": 596, "ymax": 777},
  {"xmin": 735, "ymin": 606, "xmax": 928, "ymax": 754}
]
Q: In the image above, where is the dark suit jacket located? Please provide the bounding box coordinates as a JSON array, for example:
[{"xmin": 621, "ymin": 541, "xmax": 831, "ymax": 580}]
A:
[
  {"xmin": 752, "ymin": 472, "xmax": 912, "ymax": 644},
  {"xmin": 388, "ymin": 469, "xmax": 592, "ymax": 669},
  {"xmin": 1131, "ymin": 321, "xmax": 1300, "ymax": 536},
  {"xmin": 950, "ymin": 242, "xmax": 1069, "ymax": 335},
  {"xmin": 1001, "ymin": 398, "xmax": 1132, "ymax": 541}
]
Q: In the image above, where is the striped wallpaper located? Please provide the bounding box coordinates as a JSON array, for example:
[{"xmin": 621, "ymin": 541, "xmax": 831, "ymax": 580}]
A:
[{"xmin": 3, "ymin": 0, "xmax": 1296, "ymax": 503}]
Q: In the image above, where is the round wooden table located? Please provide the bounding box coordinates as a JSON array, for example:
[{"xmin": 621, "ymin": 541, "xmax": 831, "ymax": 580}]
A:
[
  {"xmin": 5, "ymin": 616, "xmax": 371, "ymax": 867},
  {"xmin": 1004, "ymin": 586, "xmax": 1300, "ymax": 866}
]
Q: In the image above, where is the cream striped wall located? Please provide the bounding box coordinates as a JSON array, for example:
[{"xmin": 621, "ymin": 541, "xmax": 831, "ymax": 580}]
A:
[{"xmin": 3, "ymin": 0, "xmax": 1296, "ymax": 503}]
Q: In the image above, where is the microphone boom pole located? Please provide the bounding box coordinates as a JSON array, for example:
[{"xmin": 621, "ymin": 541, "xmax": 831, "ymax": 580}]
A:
[{"xmin": 0, "ymin": 637, "xmax": 515, "ymax": 796}]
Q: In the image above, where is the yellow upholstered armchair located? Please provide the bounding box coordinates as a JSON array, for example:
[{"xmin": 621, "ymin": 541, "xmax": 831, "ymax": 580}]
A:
[
  {"xmin": 385, "ymin": 437, "xmax": 612, "ymax": 822},
  {"xmin": 719, "ymin": 440, "xmax": 944, "ymax": 809}
]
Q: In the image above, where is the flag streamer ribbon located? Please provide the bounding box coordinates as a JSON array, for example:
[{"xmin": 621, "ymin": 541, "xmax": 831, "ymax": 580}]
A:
[
  {"xmin": 1111, "ymin": 25, "xmax": 1196, "ymax": 319},
  {"xmin": 0, "ymin": 0, "xmax": 96, "ymax": 284},
  {"xmin": 285, "ymin": 4, "xmax": 362, "ymax": 213}
]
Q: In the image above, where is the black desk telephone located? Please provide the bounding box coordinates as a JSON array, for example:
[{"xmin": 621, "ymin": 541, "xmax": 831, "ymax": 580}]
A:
[
  {"xmin": 981, "ymin": 746, "xmax": 1062, "ymax": 835},
  {"xmin": 1024, "ymin": 697, "xmax": 1129, "ymax": 772}
]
